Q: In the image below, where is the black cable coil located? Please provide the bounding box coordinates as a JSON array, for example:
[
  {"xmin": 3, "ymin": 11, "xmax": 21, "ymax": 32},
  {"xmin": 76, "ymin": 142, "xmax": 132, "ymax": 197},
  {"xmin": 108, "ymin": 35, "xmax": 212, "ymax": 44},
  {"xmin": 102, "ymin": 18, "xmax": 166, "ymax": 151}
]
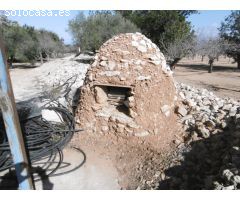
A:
[{"xmin": 0, "ymin": 103, "xmax": 77, "ymax": 174}]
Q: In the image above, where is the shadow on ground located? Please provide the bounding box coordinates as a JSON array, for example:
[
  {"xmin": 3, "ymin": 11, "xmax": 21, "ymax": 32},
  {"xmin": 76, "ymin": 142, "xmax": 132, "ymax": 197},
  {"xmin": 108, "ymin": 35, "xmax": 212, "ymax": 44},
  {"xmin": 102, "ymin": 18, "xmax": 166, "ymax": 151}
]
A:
[
  {"xmin": 0, "ymin": 163, "xmax": 53, "ymax": 190},
  {"xmin": 11, "ymin": 63, "xmax": 40, "ymax": 69},
  {"xmin": 0, "ymin": 148, "xmax": 86, "ymax": 190},
  {"xmin": 158, "ymin": 118, "xmax": 240, "ymax": 190},
  {"xmin": 177, "ymin": 63, "xmax": 240, "ymax": 73}
]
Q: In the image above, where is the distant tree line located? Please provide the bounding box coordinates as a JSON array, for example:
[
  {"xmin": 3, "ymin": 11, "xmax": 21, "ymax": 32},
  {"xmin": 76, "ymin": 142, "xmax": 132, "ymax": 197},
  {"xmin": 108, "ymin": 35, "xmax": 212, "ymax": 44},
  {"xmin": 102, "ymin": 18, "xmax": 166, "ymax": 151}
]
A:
[
  {"xmin": 0, "ymin": 15, "xmax": 70, "ymax": 67},
  {"xmin": 68, "ymin": 11, "xmax": 240, "ymax": 73},
  {"xmin": 1, "ymin": 10, "xmax": 239, "ymax": 72}
]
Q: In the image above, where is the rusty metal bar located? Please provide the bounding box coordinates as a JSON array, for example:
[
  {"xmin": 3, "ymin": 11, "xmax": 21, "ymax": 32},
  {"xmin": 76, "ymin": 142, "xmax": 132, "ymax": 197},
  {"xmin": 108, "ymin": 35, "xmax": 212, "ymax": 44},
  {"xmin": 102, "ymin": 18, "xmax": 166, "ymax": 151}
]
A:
[{"xmin": 0, "ymin": 39, "xmax": 34, "ymax": 189}]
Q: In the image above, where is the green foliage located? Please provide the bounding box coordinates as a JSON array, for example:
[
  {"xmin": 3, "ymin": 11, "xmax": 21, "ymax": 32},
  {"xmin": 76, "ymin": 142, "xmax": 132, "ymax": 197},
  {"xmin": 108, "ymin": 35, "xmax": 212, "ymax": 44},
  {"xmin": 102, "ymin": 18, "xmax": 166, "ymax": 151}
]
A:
[
  {"xmin": 68, "ymin": 12, "xmax": 139, "ymax": 51},
  {"xmin": 118, "ymin": 11, "xmax": 196, "ymax": 53},
  {"xmin": 220, "ymin": 11, "xmax": 240, "ymax": 43},
  {"xmin": 219, "ymin": 11, "xmax": 240, "ymax": 68},
  {"xmin": 0, "ymin": 15, "xmax": 65, "ymax": 65}
]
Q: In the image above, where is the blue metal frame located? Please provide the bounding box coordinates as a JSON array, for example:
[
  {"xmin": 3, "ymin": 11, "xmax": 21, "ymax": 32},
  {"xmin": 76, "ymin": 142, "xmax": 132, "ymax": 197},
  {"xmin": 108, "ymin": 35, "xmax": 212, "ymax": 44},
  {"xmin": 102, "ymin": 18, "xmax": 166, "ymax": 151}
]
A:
[{"xmin": 0, "ymin": 44, "xmax": 34, "ymax": 189}]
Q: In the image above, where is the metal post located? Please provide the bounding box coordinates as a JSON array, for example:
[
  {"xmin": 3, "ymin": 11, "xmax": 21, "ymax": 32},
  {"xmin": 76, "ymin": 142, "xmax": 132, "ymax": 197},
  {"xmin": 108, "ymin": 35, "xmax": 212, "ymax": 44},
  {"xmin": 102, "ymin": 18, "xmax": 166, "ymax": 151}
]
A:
[{"xmin": 0, "ymin": 40, "xmax": 34, "ymax": 189}]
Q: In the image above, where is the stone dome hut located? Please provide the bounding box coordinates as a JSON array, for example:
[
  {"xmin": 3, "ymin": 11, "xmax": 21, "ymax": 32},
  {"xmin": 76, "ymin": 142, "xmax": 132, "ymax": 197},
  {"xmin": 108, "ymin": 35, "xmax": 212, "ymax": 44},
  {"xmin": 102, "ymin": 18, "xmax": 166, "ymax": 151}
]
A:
[{"xmin": 76, "ymin": 33, "xmax": 179, "ymax": 144}]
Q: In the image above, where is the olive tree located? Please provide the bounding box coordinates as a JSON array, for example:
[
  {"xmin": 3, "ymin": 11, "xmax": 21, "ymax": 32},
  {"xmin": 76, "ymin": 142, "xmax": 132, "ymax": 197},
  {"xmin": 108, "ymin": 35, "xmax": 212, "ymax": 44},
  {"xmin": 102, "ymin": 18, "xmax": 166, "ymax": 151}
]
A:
[
  {"xmin": 219, "ymin": 11, "xmax": 240, "ymax": 69},
  {"xmin": 68, "ymin": 12, "xmax": 139, "ymax": 51},
  {"xmin": 161, "ymin": 33, "xmax": 196, "ymax": 69},
  {"xmin": 200, "ymin": 37, "xmax": 226, "ymax": 73}
]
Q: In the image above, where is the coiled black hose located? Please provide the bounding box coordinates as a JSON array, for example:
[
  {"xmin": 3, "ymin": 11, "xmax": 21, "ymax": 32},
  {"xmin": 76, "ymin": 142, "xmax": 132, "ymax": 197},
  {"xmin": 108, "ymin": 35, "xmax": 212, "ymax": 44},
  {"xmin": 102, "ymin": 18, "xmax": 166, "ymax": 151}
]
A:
[{"xmin": 0, "ymin": 104, "xmax": 81, "ymax": 173}]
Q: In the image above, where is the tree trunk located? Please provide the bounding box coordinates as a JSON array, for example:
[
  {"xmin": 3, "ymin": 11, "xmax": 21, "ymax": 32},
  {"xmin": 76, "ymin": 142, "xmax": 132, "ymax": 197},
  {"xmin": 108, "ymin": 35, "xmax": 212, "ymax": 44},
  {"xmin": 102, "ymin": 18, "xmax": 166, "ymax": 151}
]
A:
[
  {"xmin": 8, "ymin": 56, "xmax": 13, "ymax": 69},
  {"xmin": 201, "ymin": 55, "xmax": 204, "ymax": 62},
  {"xmin": 169, "ymin": 58, "xmax": 181, "ymax": 70},
  {"xmin": 8, "ymin": 60, "xmax": 13, "ymax": 69},
  {"xmin": 236, "ymin": 55, "xmax": 240, "ymax": 69},
  {"xmin": 39, "ymin": 52, "xmax": 43, "ymax": 64},
  {"xmin": 208, "ymin": 60, "xmax": 214, "ymax": 73}
]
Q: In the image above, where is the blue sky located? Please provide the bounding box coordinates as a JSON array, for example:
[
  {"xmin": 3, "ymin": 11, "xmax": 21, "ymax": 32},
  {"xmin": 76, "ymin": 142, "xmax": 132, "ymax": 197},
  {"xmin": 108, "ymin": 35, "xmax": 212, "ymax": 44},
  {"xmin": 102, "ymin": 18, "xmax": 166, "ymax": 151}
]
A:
[
  {"xmin": 7, "ymin": 10, "xmax": 232, "ymax": 44},
  {"xmin": 188, "ymin": 10, "xmax": 232, "ymax": 38}
]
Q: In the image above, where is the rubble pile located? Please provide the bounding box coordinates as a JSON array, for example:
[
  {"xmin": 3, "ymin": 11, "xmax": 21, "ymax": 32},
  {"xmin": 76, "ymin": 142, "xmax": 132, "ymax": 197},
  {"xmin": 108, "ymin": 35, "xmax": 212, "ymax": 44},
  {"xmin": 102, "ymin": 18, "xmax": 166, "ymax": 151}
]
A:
[
  {"xmin": 36, "ymin": 56, "xmax": 90, "ymax": 108},
  {"xmin": 75, "ymin": 32, "xmax": 180, "ymax": 149},
  {"xmin": 153, "ymin": 83, "xmax": 240, "ymax": 190},
  {"xmin": 176, "ymin": 83, "xmax": 240, "ymax": 139},
  {"xmin": 39, "ymin": 57, "xmax": 89, "ymax": 89}
]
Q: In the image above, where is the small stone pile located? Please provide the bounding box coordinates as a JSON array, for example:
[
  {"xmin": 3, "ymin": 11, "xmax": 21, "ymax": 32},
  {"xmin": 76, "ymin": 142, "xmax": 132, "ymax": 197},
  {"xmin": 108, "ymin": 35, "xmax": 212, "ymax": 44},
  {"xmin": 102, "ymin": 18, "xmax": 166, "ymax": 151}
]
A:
[
  {"xmin": 75, "ymin": 32, "xmax": 180, "ymax": 149},
  {"xmin": 161, "ymin": 83, "xmax": 240, "ymax": 190},
  {"xmin": 176, "ymin": 83, "xmax": 240, "ymax": 143}
]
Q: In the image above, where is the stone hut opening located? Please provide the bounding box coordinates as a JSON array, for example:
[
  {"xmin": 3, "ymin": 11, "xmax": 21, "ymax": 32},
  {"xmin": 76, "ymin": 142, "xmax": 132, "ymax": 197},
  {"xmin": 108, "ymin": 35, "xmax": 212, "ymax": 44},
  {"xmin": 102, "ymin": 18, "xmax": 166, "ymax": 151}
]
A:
[{"xmin": 93, "ymin": 83, "xmax": 132, "ymax": 115}]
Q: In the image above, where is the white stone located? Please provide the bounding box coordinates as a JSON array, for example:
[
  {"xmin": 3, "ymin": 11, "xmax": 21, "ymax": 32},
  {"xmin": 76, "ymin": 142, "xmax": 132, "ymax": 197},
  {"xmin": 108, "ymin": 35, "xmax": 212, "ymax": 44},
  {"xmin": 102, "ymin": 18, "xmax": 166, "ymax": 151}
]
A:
[
  {"xmin": 134, "ymin": 60, "xmax": 142, "ymax": 65},
  {"xmin": 106, "ymin": 61, "xmax": 116, "ymax": 70},
  {"xmin": 94, "ymin": 86, "xmax": 108, "ymax": 104},
  {"xmin": 92, "ymin": 60, "xmax": 98, "ymax": 67},
  {"xmin": 99, "ymin": 71, "xmax": 121, "ymax": 77},
  {"xmin": 134, "ymin": 131, "xmax": 149, "ymax": 137},
  {"xmin": 136, "ymin": 76, "xmax": 151, "ymax": 81},
  {"xmin": 128, "ymin": 96, "xmax": 135, "ymax": 102},
  {"xmin": 137, "ymin": 46, "xmax": 147, "ymax": 53},
  {"xmin": 176, "ymin": 106, "xmax": 188, "ymax": 117},
  {"xmin": 132, "ymin": 35, "xmax": 138, "ymax": 41},
  {"xmin": 134, "ymin": 65, "xmax": 143, "ymax": 71},
  {"xmin": 150, "ymin": 60, "xmax": 161, "ymax": 66},
  {"xmin": 41, "ymin": 109, "xmax": 63, "ymax": 123},
  {"xmin": 101, "ymin": 126, "xmax": 109, "ymax": 132},
  {"xmin": 139, "ymin": 40, "xmax": 146, "ymax": 47},
  {"xmin": 100, "ymin": 56, "xmax": 108, "ymax": 61},
  {"xmin": 100, "ymin": 61, "xmax": 108, "ymax": 67},
  {"xmin": 131, "ymin": 41, "xmax": 138, "ymax": 47},
  {"xmin": 161, "ymin": 105, "xmax": 171, "ymax": 117}
]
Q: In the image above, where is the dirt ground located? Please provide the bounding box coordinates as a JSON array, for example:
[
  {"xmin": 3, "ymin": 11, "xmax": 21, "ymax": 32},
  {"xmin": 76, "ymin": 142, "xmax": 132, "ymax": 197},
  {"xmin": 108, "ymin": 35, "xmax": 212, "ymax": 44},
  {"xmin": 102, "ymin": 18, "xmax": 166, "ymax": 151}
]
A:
[
  {"xmin": 174, "ymin": 56, "xmax": 240, "ymax": 100},
  {"xmin": 71, "ymin": 129, "xmax": 182, "ymax": 189},
  {"xmin": 4, "ymin": 54, "xmax": 240, "ymax": 190}
]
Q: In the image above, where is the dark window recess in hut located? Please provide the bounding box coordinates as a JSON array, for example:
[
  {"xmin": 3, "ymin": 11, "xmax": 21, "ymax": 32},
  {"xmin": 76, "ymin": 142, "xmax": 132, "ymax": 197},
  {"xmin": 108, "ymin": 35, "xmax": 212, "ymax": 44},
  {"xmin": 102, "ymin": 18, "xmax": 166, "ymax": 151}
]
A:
[
  {"xmin": 94, "ymin": 84, "xmax": 132, "ymax": 115},
  {"xmin": 106, "ymin": 86, "xmax": 131, "ymax": 105}
]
